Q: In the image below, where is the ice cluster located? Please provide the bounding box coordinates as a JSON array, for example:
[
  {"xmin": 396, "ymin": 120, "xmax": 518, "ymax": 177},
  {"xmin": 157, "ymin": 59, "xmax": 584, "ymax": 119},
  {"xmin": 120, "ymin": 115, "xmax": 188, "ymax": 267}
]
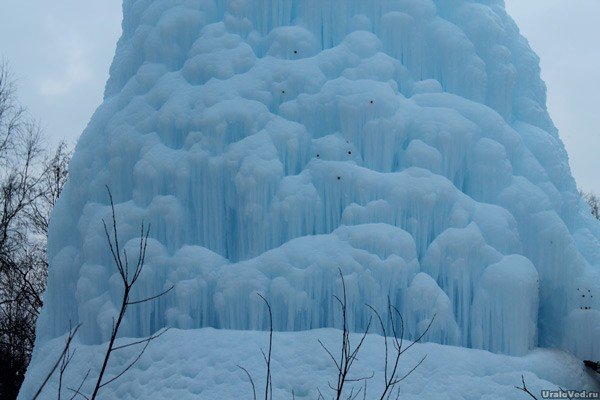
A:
[{"xmin": 36, "ymin": 0, "xmax": 600, "ymax": 359}]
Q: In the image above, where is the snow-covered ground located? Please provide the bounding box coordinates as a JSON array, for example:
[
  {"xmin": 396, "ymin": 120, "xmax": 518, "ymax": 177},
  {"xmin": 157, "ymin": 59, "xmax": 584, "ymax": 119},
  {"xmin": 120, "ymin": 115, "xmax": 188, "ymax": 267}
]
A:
[{"xmin": 19, "ymin": 328, "xmax": 600, "ymax": 399}]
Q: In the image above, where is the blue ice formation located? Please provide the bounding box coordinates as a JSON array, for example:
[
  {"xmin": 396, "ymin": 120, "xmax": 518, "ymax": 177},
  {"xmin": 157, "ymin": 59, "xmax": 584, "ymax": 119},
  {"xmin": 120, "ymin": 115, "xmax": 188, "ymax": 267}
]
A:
[{"xmin": 37, "ymin": 0, "xmax": 600, "ymax": 359}]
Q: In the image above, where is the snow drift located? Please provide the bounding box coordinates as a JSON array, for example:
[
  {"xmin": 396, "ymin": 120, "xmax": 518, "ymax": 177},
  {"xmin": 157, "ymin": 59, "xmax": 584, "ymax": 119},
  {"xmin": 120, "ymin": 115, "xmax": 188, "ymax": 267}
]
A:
[
  {"xmin": 18, "ymin": 328, "xmax": 600, "ymax": 399},
  {"xmin": 34, "ymin": 0, "xmax": 600, "ymax": 363}
]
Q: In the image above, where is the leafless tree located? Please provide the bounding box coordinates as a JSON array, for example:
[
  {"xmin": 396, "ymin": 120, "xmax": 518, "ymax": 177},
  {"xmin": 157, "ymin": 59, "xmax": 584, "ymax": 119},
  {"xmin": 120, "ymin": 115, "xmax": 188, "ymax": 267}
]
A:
[
  {"xmin": 30, "ymin": 187, "xmax": 170, "ymax": 400},
  {"xmin": 56, "ymin": 323, "xmax": 91, "ymax": 400},
  {"xmin": 239, "ymin": 293, "xmax": 274, "ymax": 400},
  {"xmin": 581, "ymin": 191, "xmax": 600, "ymax": 221},
  {"xmin": 258, "ymin": 294, "xmax": 274, "ymax": 400},
  {"xmin": 86, "ymin": 187, "xmax": 172, "ymax": 400},
  {"xmin": 31, "ymin": 323, "xmax": 81, "ymax": 400},
  {"xmin": 0, "ymin": 61, "xmax": 59, "ymax": 399},
  {"xmin": 27, "ymin": 141, "xmax": 72, "ymax": 237},
  {"xmin": 366, "ymin": 299, "xmax": 433, "ymax": 400},
  {"xmin": 0, "ymin": 137, "xmax": 70, "ymax": 397},
  {"xmin": 239, "ymin": 270, "xmax": 435, "ymax": 400},
  {"xmin": 516, "ymin": 375, "xmax": 576, "ymax": 400},
  {"xmin": 319, "ymin": 270, "xmax": 434, "ymax": 400},
  {"xmin": 318, "ymin": 269, "xmax": 373, "ymax": 400},
  {"xmin": 515, "ymin": 375, "xmax": 538, "ymax": 400},
  {"xmin": 238, "ymin": 365, "xmax": 258, "ymax": 400}
]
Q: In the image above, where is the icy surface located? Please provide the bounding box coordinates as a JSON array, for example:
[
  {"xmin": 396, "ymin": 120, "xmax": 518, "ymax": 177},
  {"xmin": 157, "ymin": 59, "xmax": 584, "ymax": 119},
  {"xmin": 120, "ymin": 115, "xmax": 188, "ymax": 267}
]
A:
[
  {"xmin": 18, "ymin": 328, "xmax": 600, "ymax": 400},
  {"xmin": 33, "ymin": 0, "xmax": 600, "ymax": 364}
]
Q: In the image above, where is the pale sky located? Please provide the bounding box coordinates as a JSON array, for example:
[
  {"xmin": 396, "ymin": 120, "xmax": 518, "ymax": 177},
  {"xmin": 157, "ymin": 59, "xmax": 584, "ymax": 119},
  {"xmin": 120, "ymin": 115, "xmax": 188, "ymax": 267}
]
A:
[{"xmin": 0, "ymin": 1, "xmax": 598, "ymax": 192}]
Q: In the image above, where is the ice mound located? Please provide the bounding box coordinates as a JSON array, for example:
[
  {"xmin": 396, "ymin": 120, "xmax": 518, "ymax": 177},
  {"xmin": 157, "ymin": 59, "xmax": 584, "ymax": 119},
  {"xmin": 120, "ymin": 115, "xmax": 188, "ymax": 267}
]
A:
[{"xmin": 36, "ymin": 0, "xmax": 600, "ymax": 361}]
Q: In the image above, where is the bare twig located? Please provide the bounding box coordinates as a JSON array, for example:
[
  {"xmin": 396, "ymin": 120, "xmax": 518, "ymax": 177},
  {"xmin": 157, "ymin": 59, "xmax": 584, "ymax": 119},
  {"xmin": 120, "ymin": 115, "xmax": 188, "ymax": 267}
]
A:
[
  {"xmin": 515, "ymin": 375, "xmax": 539, "ymax": 400},
  {"xmin": 67, "ymin": 387, "xmax": 90, "ymax": 400},
  {"xmin": 87, "ymin": 186, "xmax": 171, "ymax": 400},
  {"xmin": 319, "ymin": 268, "xmax": 373, "ymax": 400},
  {"xmin": 317, "ymin": 387, "xmax": 325, "ymax": 400},
  {"xmin": 31, "ymin": 323, "xmax": 81, "ymax": 400},
  {"xmin": 365, "ymin": 298, "xmax": 434, "ymax": 399},
  {"xmin": 557, "ymin": 386, "xmax": 574, "ymax": 400},
  {"xmin": 99, "ymin": 340, "xmax": 151, "ymax": 388},
  {"xmin": 67, "ymin": 369, "xmax": 91, "ymax": 400},
  {"xmin": 239, "ymin": 293, "xmax": 274, "ymax": 400},
  {"xmin": 111, "ymin": 327, "xmax": 170, "ymax": 351},
  {"xmin": 127, "ymin": 286, "xmax": 174, "ymax": 306},
  {"xmin": 58, "ymin": 323, "xmax": 78, "ymax": 400},
  {"xmin": 258, "ymin": 293, "xmax": 273, "ymax": 400},
  {"xmin": 238, "ymin": 365, "xmax": 257, "ymax": 400}
]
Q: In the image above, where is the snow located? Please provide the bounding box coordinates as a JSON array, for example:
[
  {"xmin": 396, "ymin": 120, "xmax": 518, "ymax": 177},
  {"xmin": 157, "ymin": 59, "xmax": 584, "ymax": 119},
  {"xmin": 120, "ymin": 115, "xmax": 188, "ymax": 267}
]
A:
[
  {"xmin": 18, "ymin": 328, "xmax": 600, "ymax": 400},
  {"xmin": 23, "ymin": 1, "xmax": 600, "ymax": 396}
]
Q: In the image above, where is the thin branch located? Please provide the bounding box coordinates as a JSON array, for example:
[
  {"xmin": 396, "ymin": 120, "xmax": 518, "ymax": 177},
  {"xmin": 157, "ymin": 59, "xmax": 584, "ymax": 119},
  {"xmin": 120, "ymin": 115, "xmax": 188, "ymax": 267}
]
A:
[
  {"xmin": 318, "ymin": 339, "xmax": 341, "ymax": 370},
  {"xmin": 515, "ymin": 375, "xmax": 539, "ymax": 400},
  {"xmin": 399, "ymin": 314, "xmax": 435, "ymax": 356},
  {"xmin": 127, "ymin": 285, "xmax": 174, "ymax": 305},
  {"xmin": 99, "ymin": 340, "xmax": 151, "ymax": 389},
  {"xmin": 67, "ymin": 386, "xmax": 90, "ymax": 400},
  {"xmin": 366, "ymin": 304, "xmax": 388, "ymax": 382},
  {"xmin": 319, "ymin": 268, "xmax": 373, "ymax": 400},
  {"xmin": 238, "ymin": 365, "xmax": 257, "ymax": 400},
  {"xmin": 365, "ymin": 298, "xmax": 431, "ymax": 400},
  {"xmin": 257, "ymin": 293, "xmax": 273, "ymax": 400},
  {"xmin": 392, "ymin": 354, "xmax": 427, "ymax": 385},
  {"xmin": 89, "ymin": 187, "xmax": 166, "ymax": 399},
  {"xmin": 68, "ymin": 369, "xmax": 91, "ymax": 400},
  {"xmin": 31, "ymin": 324, "xmax": 81, "ymax": 400},
  {"xmin": 557, "ymin": 387, "xmax": 573, "ymax": 400},
  {"xmin": 111, "ymin": 327, "xmax": 170, "ymax": 351},
  {"xmin": 317, "ymin": 388, "xmax": 325, "ymax": 400},
  {"xmin": 58, "ymin": 327, "xmax": 77, "ymax": 400}
]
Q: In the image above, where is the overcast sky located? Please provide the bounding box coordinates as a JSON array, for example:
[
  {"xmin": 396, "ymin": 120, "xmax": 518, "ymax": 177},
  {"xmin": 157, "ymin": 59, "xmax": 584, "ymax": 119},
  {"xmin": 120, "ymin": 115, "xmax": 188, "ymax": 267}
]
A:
[{"xmin": 0, "ymin": 1, "xmax": 598, "ymax": 192}]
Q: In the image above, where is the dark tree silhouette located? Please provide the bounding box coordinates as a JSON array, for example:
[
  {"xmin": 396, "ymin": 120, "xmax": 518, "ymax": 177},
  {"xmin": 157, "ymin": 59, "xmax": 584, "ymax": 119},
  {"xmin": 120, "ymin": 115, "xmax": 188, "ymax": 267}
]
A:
[
  {"xmin": 581, "ymin": 191, "xmax": 600, "ymax": 220},
  {"xmin": 0, "ymin": 61, "xmax": 71, "ymax": 399}
]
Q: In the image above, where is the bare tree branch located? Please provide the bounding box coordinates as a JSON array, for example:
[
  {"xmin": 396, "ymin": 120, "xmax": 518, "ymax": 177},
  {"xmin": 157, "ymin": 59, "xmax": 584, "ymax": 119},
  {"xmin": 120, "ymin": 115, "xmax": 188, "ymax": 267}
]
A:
[
  {"xmin": 67, "ymin": 369, "xmax": 91, "ymax": 400},
  {"xmin": 87, "ymin": 186, "xmax": 170, "ymax": 400},
  {"xmin": 58, "ymin": 323, "xmax": 78, "ymax": 400},
  {"xmin": 99, "ymin": 341, "xmax": 151, "ymax": 389},
  {"xmin": 31, "ymin": 324, "xmax": 81, "ymax": 400},
  {"xmin": 238, "ymin": 365, "xmax": 257, "ymax": 400},
  {"xmin": 127, "ymin": 286, "xmax": 174, "ymax": 306},
  {"xmin": 515, "ymin": 375, "xmax": 539, "ymax": 400},
  {"xmin": 0, "ymin": 62, "xmax": 72, "ymax": 398},
  {"xmin": 257, "ymin": 293, "xmax": 273, "ymax": 400},
  {"xmin": 319, "ymin": 268, "xmax": 374, "ymax": 400},
  {"xmin": 111, "ymin": 327, "xmax": 170, "ymax": 352}
]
